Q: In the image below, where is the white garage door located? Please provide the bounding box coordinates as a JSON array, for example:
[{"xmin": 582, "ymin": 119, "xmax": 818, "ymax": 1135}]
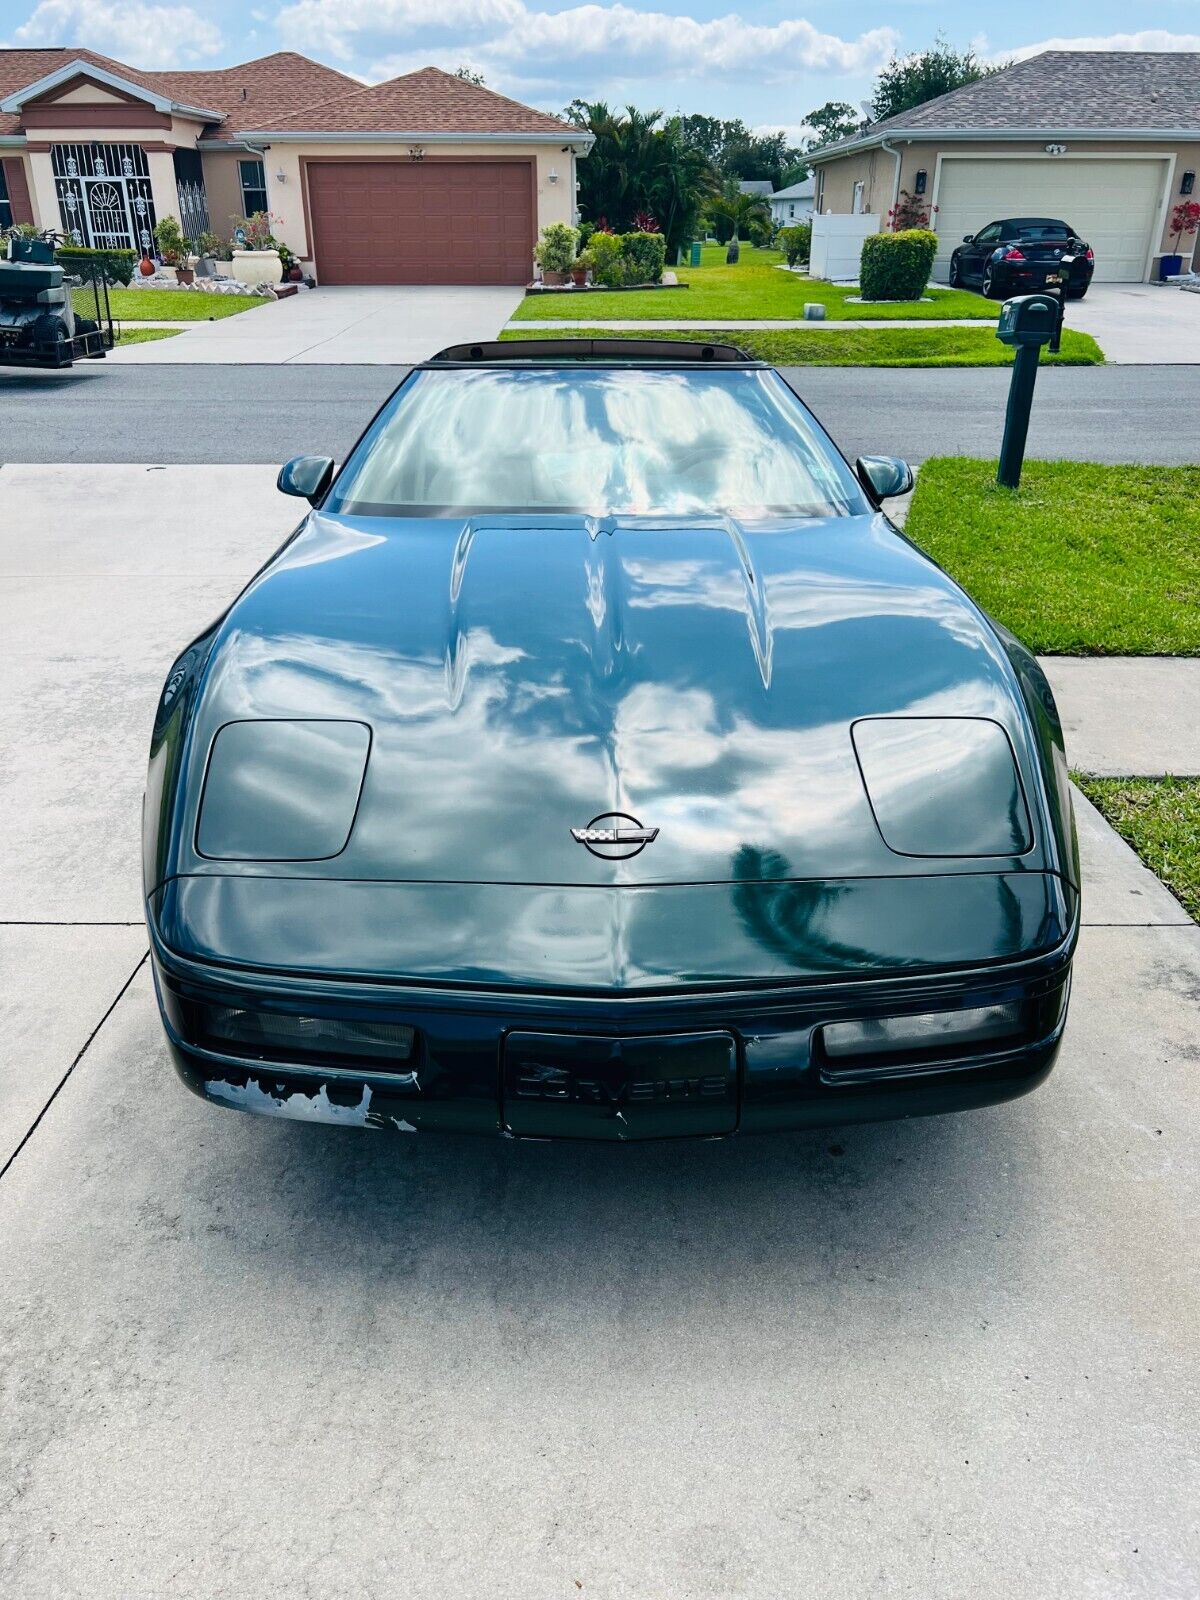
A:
[{"xmin": 933, "ymin": 158, "xmax": 1167, "ymax": 282}]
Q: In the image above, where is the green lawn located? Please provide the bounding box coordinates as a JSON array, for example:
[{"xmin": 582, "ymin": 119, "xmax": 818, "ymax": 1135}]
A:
[
  {"xmin": 903, "ymin": 459, "xmax": 1200, "ymax": 655},
  {"xmin": 513, "ymin": 245, "xmax": 995, "ymax": 322},
  {"xmin": 1077, "ymin": 776, "xmax": 1200, "ymax": 921},
  {"xmin": 73, "ymin": 287, "xmax": 271, "ymax": 321},
  {"xmin": 115, "ymin": 327, "xmax": 183, "ymax": 345},
  {"xmin": 498, "ymin": 325, "xmax": 1102, "ymax": 366}
]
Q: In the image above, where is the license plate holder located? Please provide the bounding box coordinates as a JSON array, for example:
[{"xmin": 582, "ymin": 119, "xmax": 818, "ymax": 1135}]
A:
[{"xmin": 503, "ymin": 1031, "xmax": 738, "ymax": 1140}]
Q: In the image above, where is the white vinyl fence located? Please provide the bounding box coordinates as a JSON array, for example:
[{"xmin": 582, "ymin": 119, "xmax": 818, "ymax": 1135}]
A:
[{"xmin": 809, "ymin": 213, "xmax": 881, "ymax": 282}]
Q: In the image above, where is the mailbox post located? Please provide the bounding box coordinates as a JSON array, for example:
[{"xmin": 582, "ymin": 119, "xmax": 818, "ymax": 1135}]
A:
[{"xmin": 994, "ymin": 292, "xmax": 1064, "ymax": 489}]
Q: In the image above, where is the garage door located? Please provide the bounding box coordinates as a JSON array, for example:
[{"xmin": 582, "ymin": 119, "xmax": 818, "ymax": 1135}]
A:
[
  {"xmin": 306, "ymin": 161, "xmax": 534, "ymax": 285},
  {"xmin": 933, "ymin": 158, "xmax": 1167, "ymax": 282}
]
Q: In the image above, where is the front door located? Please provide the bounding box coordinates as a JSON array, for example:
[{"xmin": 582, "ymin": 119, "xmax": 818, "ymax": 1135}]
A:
[{"xmin": 52, "ymin": 143, "xmax": 157, "ymax": 253}]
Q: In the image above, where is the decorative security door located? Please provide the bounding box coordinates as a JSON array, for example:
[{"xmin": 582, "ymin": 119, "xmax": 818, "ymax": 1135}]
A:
[{"xmin": 52, "ymin": 144, "xmax": 157, "ymax": 253}]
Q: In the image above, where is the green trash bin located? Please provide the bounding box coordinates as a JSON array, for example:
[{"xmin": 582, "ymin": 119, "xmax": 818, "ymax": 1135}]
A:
[{"xmin": 689, "ymin": 240, "xmax": 702, "ymax": 267}]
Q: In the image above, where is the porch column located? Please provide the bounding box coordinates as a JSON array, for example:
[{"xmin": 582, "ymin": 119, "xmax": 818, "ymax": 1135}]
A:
[
  {"xmin": 25, "ymin": 148, "xmax": 59, "ymax": 232},
  {"xmin": 145, "ymin": 149, "xmax": 179, "ymax": 240}
]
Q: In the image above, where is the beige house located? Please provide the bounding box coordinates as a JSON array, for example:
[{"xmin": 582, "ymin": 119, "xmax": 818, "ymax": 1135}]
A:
[
  {"xmin": 0, "ymin": 48, "xmax": 590, "ymax": 283},
  {"xmin": 807, "ymin": 52, "xmax": 1200, "ymax": 283}
]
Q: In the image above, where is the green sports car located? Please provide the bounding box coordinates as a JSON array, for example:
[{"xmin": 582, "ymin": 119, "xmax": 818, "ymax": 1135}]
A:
[{"xmin": 144, "ymin": 339, "xmax": 1078, "ymax": 1140}]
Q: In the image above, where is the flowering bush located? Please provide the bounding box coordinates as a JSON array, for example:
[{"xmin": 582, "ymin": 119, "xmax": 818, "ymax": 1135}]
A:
[
  {"xmin": 887, "ymin": 190, "xmax": 938, "ymax": 232},
  {"xmin": 232, "ymin": 211, "xmax": 282, "ymax": 252},
  {"xmin": 1170, "ymin": 200, "xmax": 1200, "ymax": 248},
  {"xmin": 631, "ymin": 209, "xmax": 660, "ymax": 234}
]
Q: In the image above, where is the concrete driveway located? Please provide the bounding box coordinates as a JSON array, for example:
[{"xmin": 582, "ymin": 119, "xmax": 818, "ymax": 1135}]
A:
[
  {"xmin": 2, "ymin": 465, "xmax": 1198, "ymax": 1597},
  {"xmin": 108, "ymin": 284, "xmax": 525, "ymax": 365},
  {"xmin": 1066, "ymin": 280, "xmax": 1200, "ymax": 363}
]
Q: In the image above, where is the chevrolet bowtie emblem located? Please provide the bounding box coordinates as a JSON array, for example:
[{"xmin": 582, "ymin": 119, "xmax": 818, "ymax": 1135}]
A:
[{"xmin": 571, "ymin": 812, "xmax": 659, "ymax": 860}]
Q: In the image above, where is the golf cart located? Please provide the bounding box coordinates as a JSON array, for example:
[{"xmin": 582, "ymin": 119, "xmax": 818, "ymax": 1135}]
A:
[{"xmin": 0, "ymin": 230, "xmax": 115, "ymax": 368}]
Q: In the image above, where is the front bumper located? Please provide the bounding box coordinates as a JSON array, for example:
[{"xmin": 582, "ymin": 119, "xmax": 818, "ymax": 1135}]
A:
[{"xmin": 150, "ymin": 923, "xmax": 1076, "ymax": 1141}]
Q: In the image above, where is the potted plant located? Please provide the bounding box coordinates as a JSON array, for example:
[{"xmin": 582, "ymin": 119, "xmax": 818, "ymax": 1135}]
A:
[
  {"xmin": 570, "ymin": 250, "xmax": 591, "ymax": 287},
  {"xmin": 1162, "ymin": 201, "xmax": 1200, "ymax": 278},
  {"xmin": 154, "ymin": 215, "xmax": 194, "ymax": 284},
  {"xmin": 229, "ymin": 210, "xmax": 284, "ymax": 287},
  {"xmin": 277, "ymin": 241, "xmax": 304, "ymax": 283},
  {"xmin": 534, "ymin": 222, "xmax": 578, "ymax": 286}
]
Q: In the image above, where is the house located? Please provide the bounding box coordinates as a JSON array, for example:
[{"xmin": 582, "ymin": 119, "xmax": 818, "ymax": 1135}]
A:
[
  {"xmin": 768, "ymin": 177, "xmax": 814, "ymax": 227},
  {"xmin": 736, "ymin": 179, "xmax": 774, "ymax": 197},
  {"xmin": 805, "ymin": 51, "xmax": 1200, "ymax": 282},
  {"xmin": 0, "ymin": 48, "xmax": 591, "ymax": 284}
]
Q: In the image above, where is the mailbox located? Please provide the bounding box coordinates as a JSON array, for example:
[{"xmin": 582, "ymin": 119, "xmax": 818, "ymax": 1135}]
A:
[
  {"xmin": 994, "ymin": 292, "xmax": 1065, "ymax": 489},
  {"xmin": 996, "ymin": 292, "xmax": 1062, "ymax": 350}
]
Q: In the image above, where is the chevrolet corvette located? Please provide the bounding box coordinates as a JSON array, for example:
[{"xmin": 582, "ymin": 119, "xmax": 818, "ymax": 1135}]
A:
[{"xmin": 144, "ymin": 338, "xmax": 1078, "ymax": 1140}]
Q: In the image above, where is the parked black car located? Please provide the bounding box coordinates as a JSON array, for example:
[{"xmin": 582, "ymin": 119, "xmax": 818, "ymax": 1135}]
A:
[{"xmin": 949, "ymin": 218, "xmax": 1094, "ymax": 300}]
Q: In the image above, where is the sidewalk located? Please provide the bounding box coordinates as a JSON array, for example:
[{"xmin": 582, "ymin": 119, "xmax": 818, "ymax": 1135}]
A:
[{"xmin": 1037, "ymin": 658, "xmax": 1200, "ymax": 776}]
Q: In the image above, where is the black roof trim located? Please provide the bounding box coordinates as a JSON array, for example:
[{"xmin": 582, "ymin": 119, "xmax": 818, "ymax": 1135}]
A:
[{"xmin": 429, "ymin": 338, "xmax": 758, "ymax": 364}]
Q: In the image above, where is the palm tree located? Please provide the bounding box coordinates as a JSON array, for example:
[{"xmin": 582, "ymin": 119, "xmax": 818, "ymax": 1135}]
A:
[
  {"xmin": 706, "ymin": 180, "xmax": 772, "ymax": 246},
  {"xmin": 565, "ymin": 101, "xmax": 719, "ymax": 260}
]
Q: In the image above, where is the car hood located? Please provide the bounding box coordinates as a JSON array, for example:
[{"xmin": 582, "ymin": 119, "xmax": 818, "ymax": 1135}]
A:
[{"xmin": 168, "ymin": 509, "xmax": 1052, "ymax": 888}]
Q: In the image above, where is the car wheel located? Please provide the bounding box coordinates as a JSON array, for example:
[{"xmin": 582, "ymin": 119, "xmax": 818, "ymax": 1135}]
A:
[
  {"xmin": 948, "ymin": 256, "xmax": 961, "ymax": 287},
  {"xmin": 981, "ymin": 266, "xmax": 998, "ymax": 299},
  {"xmin": 1063, "ymin": 285, "xmax": 1088, "ymax": 301}
]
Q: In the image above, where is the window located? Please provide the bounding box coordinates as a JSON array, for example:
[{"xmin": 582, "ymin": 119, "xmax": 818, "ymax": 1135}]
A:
[
  {"xmin": 788, "ymin": 203, "xmax": 795, "ymax": 218},
  {"xmin": 851, "ymin": 180, "xmax": 864, "ymax": 215},
  {"xmin": 913, "ymin": 168, "xmax": 927, "ymax": 196},
  {"xmin": 326, "ymin": 368, "xmax": 868, "ymax": 520},
  {"xmin": 238, "ymin": 159, "xmax": 268, "ymax": 216},
  {"xmin": 0, "ymin": 165, "xmax": 11, "ymax": 231},
  {"xmin": 975, "ymin": 223, "xmax": 1002, "ymax": 244}
]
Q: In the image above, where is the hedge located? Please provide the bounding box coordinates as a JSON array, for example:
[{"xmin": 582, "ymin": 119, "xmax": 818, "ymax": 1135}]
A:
[
  {"xmin": 859, "ymin": 228, "xmax": 938, "ymax": 302},
  {"xmin": 620, "ymin": 230, "xmax": 666, "ymax": 284},
  {"xmin": 55, "ymin": 245, "xmax": 137, "ymax": 287},
  {"xmin": 588, "ymin": 230, "xmax": 625, "ymax": 286},
  {"xmin": 778, "ymin": 223, "xmax": 811, "ymax": 267}
]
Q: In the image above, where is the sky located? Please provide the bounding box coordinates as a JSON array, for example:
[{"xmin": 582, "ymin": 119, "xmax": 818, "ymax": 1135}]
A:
[{"xmin": 2, "ymin": 0, "xmax": 1200, "ymax": 136}]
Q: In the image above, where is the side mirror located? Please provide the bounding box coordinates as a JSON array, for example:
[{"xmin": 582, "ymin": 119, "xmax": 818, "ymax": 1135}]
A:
[
  {"xmin": 962, "ymin": 234, "xmax": 974, "ymax": 243},
  {"xmin": 856, "ymin": 455, "xmax": 914, "ymax": 504},
  {"xmin": 278, "ymin": 455, "xmax": 334, "ymax": 505}
]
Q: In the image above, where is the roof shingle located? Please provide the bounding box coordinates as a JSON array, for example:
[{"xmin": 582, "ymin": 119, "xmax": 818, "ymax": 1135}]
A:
[
  {"xmin": 253, "ymin": 66, "xmax": 577, "ymax": 136},
  {"xmin": 811, "ymin": 50, "xmax": 1200, "ymax": 159}
]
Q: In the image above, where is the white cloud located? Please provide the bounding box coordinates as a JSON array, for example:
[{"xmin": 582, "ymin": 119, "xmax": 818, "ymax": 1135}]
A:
[
  {"xmin": 1006, "ymin": 30, "xmax": 1200, "ymax": 60},
  {"xmin": 751, "ymin": 122, "xmax": 816, "ymax": 144},
  {"xmin": 13, "ymin": 0, "xmax": 223, "ymax": 64},
  {"xmin": 275, "ymin": 0, "xmax": 897, "ymax": 86}
]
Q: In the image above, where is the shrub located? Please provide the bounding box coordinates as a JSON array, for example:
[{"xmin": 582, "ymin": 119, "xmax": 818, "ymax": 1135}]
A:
[
  {"xmin": 588, "ymin": 229, "xmax": 625, "ymax": 286},
  {"xmin": 534, "ymin": 222, "xmax": 578, "ymax": 275},
  {"xmin": 859, "ymin": 227, "xmax": 938, "ymax": 301},
  {"xmin": 778, "ymin": 223, "xmax": 811, "ymax": 267},
  {"xmin": 55, "ymin": 245, "xmax": 137, "ymax": 286},
  {"xmin": 619, "ymin": 230, "xmax": 666, "ymax": 284},
  {"xmin": 153, "ymin": 215, "xmax": 191, "ymax": 265}
]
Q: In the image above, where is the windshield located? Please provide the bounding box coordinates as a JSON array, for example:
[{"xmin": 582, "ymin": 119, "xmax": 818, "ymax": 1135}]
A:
[
  {"xmin": 326, "ymin": 367, "xmax": 867, "ymax": 519},
  {"xmin": 1008, "ymin": 219, "xmax": 1074, "ymax": 239}
]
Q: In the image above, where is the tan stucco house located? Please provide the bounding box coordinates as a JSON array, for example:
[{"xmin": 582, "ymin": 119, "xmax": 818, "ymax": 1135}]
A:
[
  {"xmin": 0, "ymin": 48, "xmax": 590, "ymax": 284},
  {"xmin": 807, "ymin": 51, "xmax": 1200, "ymax": 283}
]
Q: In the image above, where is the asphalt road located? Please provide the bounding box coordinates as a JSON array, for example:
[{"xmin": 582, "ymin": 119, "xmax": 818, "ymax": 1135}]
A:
[{"xmin": 2, "ymin": 361, "xmax": 1197, "ymax": 465}]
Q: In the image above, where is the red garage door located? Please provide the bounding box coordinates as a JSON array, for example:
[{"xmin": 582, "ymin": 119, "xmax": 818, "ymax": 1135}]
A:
[{"xmin": 306, "ymin": 160, "xmax": 534, "ymax": 285}]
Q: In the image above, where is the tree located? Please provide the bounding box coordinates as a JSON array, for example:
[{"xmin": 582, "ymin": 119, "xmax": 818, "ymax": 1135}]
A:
[
  {"xmin": 678, "ymin": 114, "xmax": 802, "ymax": 191},
  {"xmin": 453, "ymin": 66, "xmax": 486, "ymax": 86},
  {"xmin": 705, "ymin": 179, "xmax": 772, "ymax": 245},
  {"xmin": 565, "ymin": 101, "xmax": 718, "ymax": 260},
  {"xmin": 870, "ymin": 38, "xmax": 1004, "ymax": 122},
  {"xmin": 803, "ymin": 101, "xmax": 859, "ymax": 150}
]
